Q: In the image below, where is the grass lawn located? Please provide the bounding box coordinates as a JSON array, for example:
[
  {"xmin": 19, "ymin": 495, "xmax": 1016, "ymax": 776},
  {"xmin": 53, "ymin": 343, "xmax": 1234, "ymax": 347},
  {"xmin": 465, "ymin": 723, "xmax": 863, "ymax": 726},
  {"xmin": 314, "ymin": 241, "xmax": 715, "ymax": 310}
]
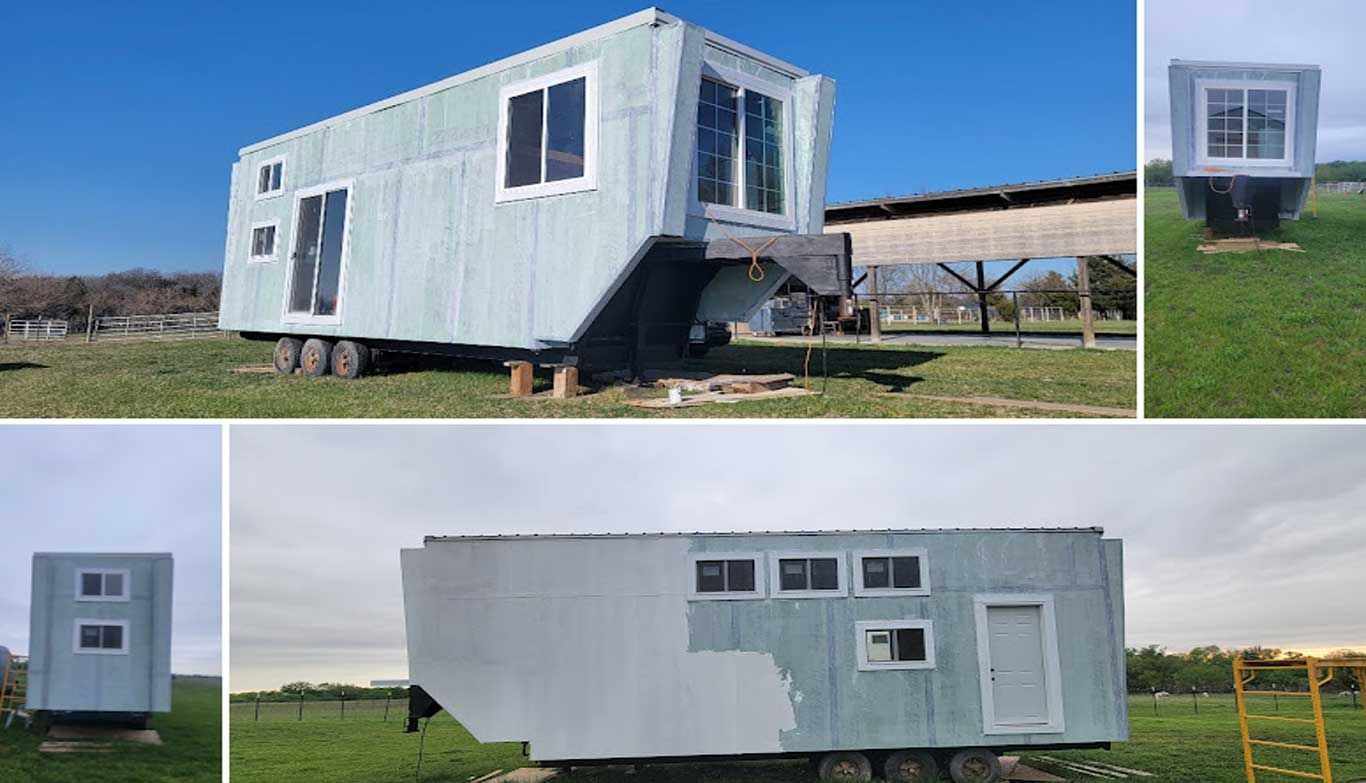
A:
[
  {"xmin": 0, "ymin": 676, "xmax": 222, "ymax": 783},
  {"xmin": 1146, "ymin": 188, "xmax": 1366, "ymax": 417},
  {"xmin": 883, "ymin": 320, "xmax": 1137, "ymax": 335},
  {"xmin": 0, "ymin": 335, "xmax": 1135, "ymax": 418},
  {"xmin": 229, "ymin": 694, "xmax": 1366, "ymax": 783}
]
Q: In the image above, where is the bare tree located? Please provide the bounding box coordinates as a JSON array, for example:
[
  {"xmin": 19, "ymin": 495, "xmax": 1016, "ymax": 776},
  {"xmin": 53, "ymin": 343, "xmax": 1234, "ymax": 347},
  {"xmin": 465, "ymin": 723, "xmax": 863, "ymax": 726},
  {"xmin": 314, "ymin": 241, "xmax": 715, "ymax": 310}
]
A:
[{"xmin": 0, "ymin": 245, "xmax": 25, "ymax": 282}]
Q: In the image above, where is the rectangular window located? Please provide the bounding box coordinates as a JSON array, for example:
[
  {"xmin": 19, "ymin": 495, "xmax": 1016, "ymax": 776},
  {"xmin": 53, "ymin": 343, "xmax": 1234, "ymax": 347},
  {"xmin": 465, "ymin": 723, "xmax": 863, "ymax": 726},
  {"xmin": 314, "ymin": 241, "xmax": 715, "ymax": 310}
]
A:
[
  {"xmin": 854, "ymin": 549, "xmax": 930, "ymax": 597},
  {"xmin": 496, "ymin": 63, "xmax": 598, "ymax": 202},
  {"xmin": 285, "ymin": 183, "xmax": 351, "ymax": 321},
  {"xmin": 249, "ymin": 222, "xmax": 278, "ymax": 262},
  {"xmin": 1201, "ymin": 82, "xmax": 1292, "ymax": 164},
  {"xmin": 696, "ymin": 75, "xmax": 786, "ymax": 216},
  {"xmin": 688, "ymin": 553, "xmax": 763, "ymax": 600},
  {"xmin": 76, "ymin": 569, "xmax": 129, "ymax": 601},
  {"xmin": 856, "ymin": 620, "xmax": 935, "ymax": 671},
  {"xmin": 73, "ymin": 620, "xmax": 129, "ymax": 655},
  {"xmin": 256, "ymin": 157, "xmax": 285, "ymax": 199},
  {"xmin": 769, "ymin": 552, "xmax": 846, "ymax": 598}
]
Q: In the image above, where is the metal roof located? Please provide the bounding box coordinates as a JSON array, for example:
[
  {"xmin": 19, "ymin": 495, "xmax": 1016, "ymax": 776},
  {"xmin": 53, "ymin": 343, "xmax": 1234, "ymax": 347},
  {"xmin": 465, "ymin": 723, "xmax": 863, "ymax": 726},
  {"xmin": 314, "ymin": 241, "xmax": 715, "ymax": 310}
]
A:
[
  {"xmin": 1170, "ymin": 59, "xmax": 1320, "ymax": 71},
  {"xmin": 424, "ymin": 527, "xmax": 1105, "ymax": 543},
  {"xmin": 824, "ymin": 172, "xmax": 1136, "ymax": 224}
]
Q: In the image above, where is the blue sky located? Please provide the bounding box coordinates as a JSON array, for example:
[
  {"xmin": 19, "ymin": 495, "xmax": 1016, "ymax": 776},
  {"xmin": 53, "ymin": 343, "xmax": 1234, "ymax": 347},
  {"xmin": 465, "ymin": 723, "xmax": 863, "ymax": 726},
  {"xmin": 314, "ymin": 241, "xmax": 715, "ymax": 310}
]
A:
[{"xmin": 1, "ymin": 1, "xmax": 1135, "ymax": 276}]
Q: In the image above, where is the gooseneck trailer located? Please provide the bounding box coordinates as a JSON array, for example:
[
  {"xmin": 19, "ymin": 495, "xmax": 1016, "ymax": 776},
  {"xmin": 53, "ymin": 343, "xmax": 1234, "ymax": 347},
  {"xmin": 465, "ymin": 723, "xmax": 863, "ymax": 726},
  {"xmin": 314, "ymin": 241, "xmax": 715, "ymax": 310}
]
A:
[
  {"xmin": 219, "ymin": 8, "xmax": 850, "ymax": 379},
  {"xmin": 399, "ymin": 528, "xmax": 1126, "ymax": 783}
]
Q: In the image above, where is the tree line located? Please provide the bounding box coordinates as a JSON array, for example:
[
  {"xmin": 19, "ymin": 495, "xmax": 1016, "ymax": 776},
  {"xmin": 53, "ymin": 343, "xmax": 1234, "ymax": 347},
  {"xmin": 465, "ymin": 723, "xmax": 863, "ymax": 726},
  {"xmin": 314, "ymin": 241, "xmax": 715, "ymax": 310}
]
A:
[
  {"xmin": 229, "ymin": 682, "xmax": 410, "ymax": 703},
  {"xmin": 0, "ymin": 247, "xmax": 220, "ymax": 327},
  {"xmin": 1127, "ymin": 646, "xmax": 1366, "ymax": 694},
  {"xmin": 1146, "ymin": 158, "xmax": 1366, "ymax": 186}
]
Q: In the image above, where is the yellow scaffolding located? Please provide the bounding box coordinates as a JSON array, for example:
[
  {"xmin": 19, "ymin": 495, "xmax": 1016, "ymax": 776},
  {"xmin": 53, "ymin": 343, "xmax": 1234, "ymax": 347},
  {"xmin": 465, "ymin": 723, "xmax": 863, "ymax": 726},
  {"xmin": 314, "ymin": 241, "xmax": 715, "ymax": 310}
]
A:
[
  {"xmin": 0, "ymin": 653, "xmax": 27, "ymax": 724},
  {"xmin": 1234, "ymin": 657, "xmax": 1366, "ymax": 783}
]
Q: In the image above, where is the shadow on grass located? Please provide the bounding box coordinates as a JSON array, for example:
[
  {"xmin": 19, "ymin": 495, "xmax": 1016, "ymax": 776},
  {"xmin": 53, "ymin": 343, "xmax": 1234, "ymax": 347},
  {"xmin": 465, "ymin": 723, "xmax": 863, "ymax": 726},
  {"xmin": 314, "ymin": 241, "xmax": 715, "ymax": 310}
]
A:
[
  {"xmin": 0, "ymin": 361, "xmax": 47, "ymax": 372},
  {"xmin": 690, "ymin": 342, "xmax": 943, "ymax": 392}
]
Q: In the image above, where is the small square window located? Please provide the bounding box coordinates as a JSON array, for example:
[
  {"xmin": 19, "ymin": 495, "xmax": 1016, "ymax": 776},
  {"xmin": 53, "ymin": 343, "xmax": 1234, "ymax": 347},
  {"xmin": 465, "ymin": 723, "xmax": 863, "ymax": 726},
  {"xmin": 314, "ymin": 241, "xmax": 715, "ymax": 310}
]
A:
[
  {"xmin": 810, "ymin": 558, "xmax": 839, "ymax": 590},
  {"xmin": 726, "ymin": 560, "xmax": 755, "ymax": 592},
  {"xmin": 77, "ymin": 570, "xmax": 129, "ymax": 601},
  {"xmin": 256, "ymin": 158, "xmax": 285, "ymax": 198},
  {"xmin": 75, "ymin": 621, "xmax": 128, "ymax": 654},
  {"xmin": 80, "ymin": 625, "xmax": 101, "ymax": 648},
  {"xmin": 104, "ymin": 572, "xmax": 124, "ymax": 597},
  {"xmin": 81, "ymin": 573, "xmax": 102, "ymax": 596},
  {"xmin": 250, "ymin": 223, "xmax": 278, "ymax": 262}
]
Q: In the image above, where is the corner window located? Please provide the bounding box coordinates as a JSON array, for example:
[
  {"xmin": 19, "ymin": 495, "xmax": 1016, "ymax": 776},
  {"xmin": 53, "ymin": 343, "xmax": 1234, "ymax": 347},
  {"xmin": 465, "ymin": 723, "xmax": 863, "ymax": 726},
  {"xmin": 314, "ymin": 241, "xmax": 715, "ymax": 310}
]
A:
[
  {"xmin": 687, "ymin": 553, "xmax": 763, "ymax": 600},
  {"xmin": 249, "ymin": 221, "xmax": 279, "ymax": 263},
  {"xmin": 76, "ymin": 569, "xmax": 129, "ymax": 602},
  {"xmin": 495, "ymin": 62, "xmax": 598, "ymax": 203},
  {"xmin": 696, "ymin": 75, "xmax": 787, "ymax": 215},
  {"xmin": 854, "ymin": 549, "xmax": 930, "ymax": 597},
  {"xmin": 768, "ymin": 552, "xmax": 847, "ymax": 598},
  {"xmin": 1199, "ymin": 81, "xmax": 1293, "ymax": 164},
  {"xmin": 856, "ymin": 620, "xmax": 935, "ymax": 671},
  {"xmin": 256, "ymin": 157, "xmax": 285, "ymax": 199},
  {"xmin": 73, "ymin": 620, "xmax": 129, "ymax": 655}
]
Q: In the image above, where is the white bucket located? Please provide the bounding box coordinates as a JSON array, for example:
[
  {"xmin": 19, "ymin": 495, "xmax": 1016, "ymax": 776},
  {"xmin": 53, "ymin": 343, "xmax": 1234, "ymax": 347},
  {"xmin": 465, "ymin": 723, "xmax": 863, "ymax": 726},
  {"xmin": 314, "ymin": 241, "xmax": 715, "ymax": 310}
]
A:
[{"xmin": 668, "ymin": 387, "xmax": 684, "ymax": 405}]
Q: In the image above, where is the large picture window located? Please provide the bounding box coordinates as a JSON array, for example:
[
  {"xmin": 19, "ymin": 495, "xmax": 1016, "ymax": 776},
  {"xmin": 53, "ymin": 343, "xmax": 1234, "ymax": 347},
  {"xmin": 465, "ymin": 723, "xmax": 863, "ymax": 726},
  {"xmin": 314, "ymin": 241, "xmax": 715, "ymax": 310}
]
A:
[
  {"xmin": 696, "ymin": 75, "xmax": 787, "ymax": 216},
  {"xmin": 496, "ymin": 63, "xmax": 599, "ymax": 202},
  {"xmin": 1200, "ymin": 82, "xmax": 1293, "ymax": 164}
]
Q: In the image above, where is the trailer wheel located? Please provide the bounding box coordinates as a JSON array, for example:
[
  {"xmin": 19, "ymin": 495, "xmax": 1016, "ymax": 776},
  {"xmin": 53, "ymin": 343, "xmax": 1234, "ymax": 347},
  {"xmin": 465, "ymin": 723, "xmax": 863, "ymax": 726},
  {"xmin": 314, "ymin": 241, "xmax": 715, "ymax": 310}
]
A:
[
  {"xmin": 948, "ymin": 749, "xmax": 1000, "ymax": 783},
  {"xmin": 273, "ymin": 337, "xmax": 302, "ymax": 375},
  {"xmin": 817, "ymin": 751, "xmax": 872, "ymax": 782},
  {"xmin": 300, "ymin": 338, "xmax": 333, "ymax": 377},
  {"xmin": 331, "ymin": 340, "xmax": 370, "ymax": 380},
  {"xmin": 885, "ymin": 750, "xmax": 938, "ymax": 783}
]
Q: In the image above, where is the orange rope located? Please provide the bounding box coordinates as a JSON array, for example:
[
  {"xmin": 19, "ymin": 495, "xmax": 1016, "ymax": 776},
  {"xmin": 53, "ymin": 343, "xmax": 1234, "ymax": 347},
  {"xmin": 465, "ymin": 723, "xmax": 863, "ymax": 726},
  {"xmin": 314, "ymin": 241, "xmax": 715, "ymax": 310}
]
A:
[{"xmin": 708, "ymin": 217, "xmax": 778, "ymax": 282}]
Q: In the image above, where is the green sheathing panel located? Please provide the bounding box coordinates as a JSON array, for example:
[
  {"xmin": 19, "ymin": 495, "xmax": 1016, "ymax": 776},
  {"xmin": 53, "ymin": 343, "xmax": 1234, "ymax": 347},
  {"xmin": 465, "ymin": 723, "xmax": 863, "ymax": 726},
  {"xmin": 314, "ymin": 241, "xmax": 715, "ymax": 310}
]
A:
[
  {"xmin": 27, "ymin": 554, "xmax": 173, "ymax": 713},
  {"xmin": 686, "ymin": 531, "xmax": 1125, "ymax": 753}
]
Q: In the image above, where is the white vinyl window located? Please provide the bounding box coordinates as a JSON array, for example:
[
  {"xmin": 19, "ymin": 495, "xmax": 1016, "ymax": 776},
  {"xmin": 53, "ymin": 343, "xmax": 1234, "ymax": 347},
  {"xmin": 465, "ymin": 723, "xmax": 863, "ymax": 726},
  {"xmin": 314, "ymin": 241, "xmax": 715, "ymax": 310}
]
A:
[
  {"xmin": 249, "ymin": 220, "xmax": 279, "ymax": 263},
  {"xmin": 73, "ymin": 619, "xmax": 129, "ymax": 655},
  {"xmin": 255, "ymin": 156, "xmax": 285, "ymax": 199},
  {"xmin": 687, "ymin": 553, "xmax": 764, "ymax": 601},
  {"xmin": 692, "ymin": 63, "xmax": 795, "ymax": 231},
  {"xmin": 853, "ymin": 549, "xmax": 930, "ymax": 597},
  {"xmin": 495, "ymin": 62, "xmax": 599, "ymax": 203},
  {"xmin": 856, "ymin": 620, "xmax": 935, "ymax": 671},
  {"xmin": 1198, "ymin": 80, "xmax": 1294, "ymax": 165},
  {"xmin": 76, "ymin": 569, "xmax": 130, "ymax": 602},
  {"xmin": 768, "ymin": 551, "xmax": 847, "ymax": 598}
]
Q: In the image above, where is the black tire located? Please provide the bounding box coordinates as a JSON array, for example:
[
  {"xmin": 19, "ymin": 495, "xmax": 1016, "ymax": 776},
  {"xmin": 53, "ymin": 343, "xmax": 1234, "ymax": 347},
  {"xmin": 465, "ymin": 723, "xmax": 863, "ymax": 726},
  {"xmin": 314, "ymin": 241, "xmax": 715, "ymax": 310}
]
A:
[
  {"xmin": 331, "ymin": 340, "xmax": 370, "ymax": 380},
  {"xmin": 817, "ymin": 751, "xmax": 872, "ymax": 782},
  {"xmin": 885, "ymin": 750, "xmax": 939, "ymax": 783},
  {"xmin": 948, "ymin": 749, "xmax": 1000, "ymax": 783},
  {"xmin": 300, "ymin": 338, "xmax": 333, "ymax": 377},
  {"xmin": 273, "ymin": 337, "xmax": 302, "ymax": 375}
]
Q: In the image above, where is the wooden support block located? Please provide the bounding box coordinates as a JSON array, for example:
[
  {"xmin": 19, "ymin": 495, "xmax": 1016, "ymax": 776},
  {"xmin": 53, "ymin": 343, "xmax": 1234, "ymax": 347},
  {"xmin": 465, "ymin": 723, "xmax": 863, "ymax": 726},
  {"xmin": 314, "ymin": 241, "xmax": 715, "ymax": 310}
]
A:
[
  {"xmin": 505, "ymin": 361, "xmax": 533, "ymax": 397},
  {"xmin": 552, "ymin": 366, "xmax": 578, "ymax": 400}
]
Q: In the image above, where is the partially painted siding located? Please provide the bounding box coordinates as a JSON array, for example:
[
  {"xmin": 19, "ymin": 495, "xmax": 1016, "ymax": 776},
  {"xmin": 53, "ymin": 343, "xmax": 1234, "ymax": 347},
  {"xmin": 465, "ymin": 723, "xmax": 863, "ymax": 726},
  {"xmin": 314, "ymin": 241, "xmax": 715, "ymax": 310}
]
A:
[
  {"xmin": 220, "ymin": 15, "xmax": 835, "ymax": 350},
  {"xmin": 401, "ymin": 530, "xmax": 1125, "ymax": 761},
  {"xmin": 26, "ymin": 554, "xmax": 174, "ymax": 713}
]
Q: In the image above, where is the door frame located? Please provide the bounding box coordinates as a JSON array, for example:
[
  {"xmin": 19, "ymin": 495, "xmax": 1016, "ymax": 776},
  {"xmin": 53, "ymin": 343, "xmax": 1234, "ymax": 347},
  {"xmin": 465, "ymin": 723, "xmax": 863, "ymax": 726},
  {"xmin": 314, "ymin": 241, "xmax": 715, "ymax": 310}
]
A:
[
  {"xmin": 973, "ymin": 593, "xmax": 1065, "ymax": 735},
  {"xmin": 281, "ymin": 178, "xmax": 355, "ymax": 326}
]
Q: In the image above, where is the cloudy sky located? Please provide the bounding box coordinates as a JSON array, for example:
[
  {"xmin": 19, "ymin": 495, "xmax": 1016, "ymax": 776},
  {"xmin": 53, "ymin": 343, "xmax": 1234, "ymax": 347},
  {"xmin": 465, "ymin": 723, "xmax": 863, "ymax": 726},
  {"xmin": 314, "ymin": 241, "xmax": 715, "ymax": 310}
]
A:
[
  {"xmin": 1145, "ymin": 0, "xmax": 1366, "ymax": 161},
  {"xmin": 0, "ymin": 425, "xmax": 221, "ymax": 675},
  {"xmin": 230, "ymin": 424, "xmax": 1365, "ymax": 692}
]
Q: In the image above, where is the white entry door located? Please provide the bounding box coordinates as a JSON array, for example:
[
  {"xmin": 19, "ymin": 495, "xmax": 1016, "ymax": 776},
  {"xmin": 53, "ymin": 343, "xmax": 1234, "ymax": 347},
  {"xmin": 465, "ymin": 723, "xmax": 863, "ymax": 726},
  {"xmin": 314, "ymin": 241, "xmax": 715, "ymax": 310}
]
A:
[{"xmin": 986, "ymin": 605, "xmax": 1049, "ymax": 725}]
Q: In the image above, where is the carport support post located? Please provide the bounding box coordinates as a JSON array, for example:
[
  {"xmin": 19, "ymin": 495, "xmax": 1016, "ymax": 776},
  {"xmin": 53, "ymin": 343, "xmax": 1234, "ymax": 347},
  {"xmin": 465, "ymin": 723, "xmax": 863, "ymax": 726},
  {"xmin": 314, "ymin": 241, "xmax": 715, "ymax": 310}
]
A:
[
  {"xmin": 975, "ymin": 261, "xmax": 990, "ymax": 334},
  {"xmin": 867, "ymin": 266, "xmax": 882, "ymax": 343},
  {"xmin": 1076, "ymin": 256, "xmax": 1095, "ymax": 348}
]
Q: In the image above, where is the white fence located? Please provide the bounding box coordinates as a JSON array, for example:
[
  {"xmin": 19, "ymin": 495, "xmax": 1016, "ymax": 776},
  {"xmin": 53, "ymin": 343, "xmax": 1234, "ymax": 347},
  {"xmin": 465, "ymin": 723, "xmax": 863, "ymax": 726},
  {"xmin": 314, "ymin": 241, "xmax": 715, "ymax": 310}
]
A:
[
  {"xmin": 1316, "ymin": 181, "xmax": 1366, "ymax": 195},
  {"xmin": 1020, "ymin": 306, "xmax": 1066, "ymax": 322},
  {"xmin": 4, "ymin": 319, "xmax": 69, "ymax": 341},
  {"xmin": 91, "ymin": 312, "xmax": 222, "ymax": 342}
]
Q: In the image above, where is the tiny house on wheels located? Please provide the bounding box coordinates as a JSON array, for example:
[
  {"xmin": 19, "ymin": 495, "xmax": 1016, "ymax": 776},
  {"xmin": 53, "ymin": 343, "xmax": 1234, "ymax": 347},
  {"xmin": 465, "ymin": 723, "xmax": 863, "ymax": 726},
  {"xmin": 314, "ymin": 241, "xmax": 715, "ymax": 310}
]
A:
[
  {"xmin": 26, "ymin": 553, "xmax": 174, "ymax": 723},
  {"xmin": 1168, "ymin": 59, "xmax": 1321, "ymax": 232},
  {"xmin": 219, "ymin": 8, "xmax": 849, "ymax": 379},
  {"xmin": 400, "ymin": 528, "xmax": 1126, "ymax": 783}
]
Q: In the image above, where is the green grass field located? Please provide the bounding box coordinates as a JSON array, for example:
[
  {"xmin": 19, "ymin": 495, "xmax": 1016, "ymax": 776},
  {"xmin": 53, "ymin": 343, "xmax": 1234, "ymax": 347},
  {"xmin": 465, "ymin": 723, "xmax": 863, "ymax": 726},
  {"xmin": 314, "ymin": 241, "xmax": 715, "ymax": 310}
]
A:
[
  {"xmin": 0, "ymin": 677, "xmax": 222, "ymax": 783},
  {"xmin": 228, "ymin": 694, "xmax": 1366, "ymax": 783},
  {"xmin": 0, "ymin": 335, "xmax": 1135, "ymax": 418},
  {"xmin": 1146, "ymin": 188, "xmax": 1366, "ymax": 417}
]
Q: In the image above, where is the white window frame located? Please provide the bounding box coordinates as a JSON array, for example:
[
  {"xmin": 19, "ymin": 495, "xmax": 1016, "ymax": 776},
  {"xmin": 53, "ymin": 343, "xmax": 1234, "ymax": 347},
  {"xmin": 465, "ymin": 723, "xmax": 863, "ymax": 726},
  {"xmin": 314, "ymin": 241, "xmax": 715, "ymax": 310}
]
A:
[
  {"xmin": 686, "ymin": 552, "xmax": 765, "ymax": 601},
  {"xmin": 855, "ymin": 619, "xmax": 935, "ymax": 671},
  {"xmin": 494, "ymin": 61, "xmax": 600, "ymax": 204},
  {"xmin": 280, "ymin": 179, "xmax": 355, "ymax": 326},
  {"xmin": 689, "ymin": 62, "xmax": 797, "ymax": 232},
  {"xmin": 1195, "ymin": 79, "xmax": 1296, "ymax": 168},
  {"xmin": 73, "ymin": 618, "xmax": 130, "ymax": 655},
  {"xmin": 254, "ymin": 155, "xmax": 286, "ymax": 200},
  {"xmin": 973, "ymin": 593, "xmax": 1066, "ymax": 735},
  {"xmin": 853, "ymin": 548, "xmax": 930, "ymax": 597},
  {"xmin": 767, "ymin": 551, "xmax": 848, "ymax": 599},
  {"xmin": 248, "ymin": 219, "xmax": 281, "ymax": 263},
  {"xmin": 75, "ymin": 569, "xmax": 130, "ymax": 602}
]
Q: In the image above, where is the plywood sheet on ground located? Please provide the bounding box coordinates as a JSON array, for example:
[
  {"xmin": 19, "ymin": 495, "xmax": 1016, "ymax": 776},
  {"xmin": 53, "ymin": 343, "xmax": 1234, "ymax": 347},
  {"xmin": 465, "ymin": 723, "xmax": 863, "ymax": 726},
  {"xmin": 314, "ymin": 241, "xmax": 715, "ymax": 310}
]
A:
[
  {"xmin": 1197, "ymin": 238, "xmax": 1304, "ymax": 254},
  {"xmin": 888, "ymin": 393, "xmax": 1135, "ymax": 418}
]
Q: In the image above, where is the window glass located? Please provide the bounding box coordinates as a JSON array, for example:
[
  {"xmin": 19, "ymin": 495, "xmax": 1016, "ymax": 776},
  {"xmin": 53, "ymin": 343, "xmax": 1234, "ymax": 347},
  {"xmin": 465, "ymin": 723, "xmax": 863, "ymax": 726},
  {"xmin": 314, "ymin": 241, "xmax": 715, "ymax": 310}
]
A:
[
  {"xmin": 1247, "ymin": 89, "xmax": 1287, "ymax": 159},
  {"xmin": 546, "ymin": 78, "xmax": 586, "ymax": 182},
  {"xmin": 81, "ymin": 573, "xmax": 102, "ymax": 596},
  {"xmin": 696, "ymin": 79, "xmax": 737, "ymax": 206},
  {"xmin": 895, "ymin": 628, "xmax": 926, "ymax": 662},
  {"xmin": 743, "ymin": 91, "xmax": 784, "ymax": 213},
  {"xmin": 252, "ymin": 226, "xmax": 276, "ymax": 258},
  {"xmin": 1206, "ymin": 88, "xmax": 1245, "ymax": 159},
  {"xmin": 810, "ymin": 558, "xmax": 838, "ymax": 590},
  {"xmin": 289, "ymin": 195, "xmax": 323, "ymax": 313},
  {"xmin": 867, "ymin": 631, "xmax": 892, "ymax": 662},
  {"xmin": 726, "ymin": 560, "xmax": 755, "ymax": 592},
  {"xmin": 892, "ymin": 557, "xmax": 921, "ymax": 589},
  {"xmin": 505, "ymin": 90, "xmax": 544, "ymax": 188},
  {"xmin": 102, "ymin": 625, "xmax": 123, "ymax": 650},
  {"xmin": 313, "ymin": 189, "xmax": 347, "ymax": 317},
  {"xmin": 80, "ymin": 625, "xmax": 101, "ymax": 648},
  {"xmin": 271, "ymin": 162, "xmax": 283, "ymax": 190},
  {"xmin": 104, "ymin": 572, "xmax": 124, "ymax": 597},
  {"xmin": 697, "ymin": 561, "xmax": 725, "ymax": 592},
  {"xmin": 862, "ymin": 557, "xmax": 890, "ymax": 589},
  {"xmin": 779, "ymin": 559, "xmax": 808, "ymax": 591}
]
